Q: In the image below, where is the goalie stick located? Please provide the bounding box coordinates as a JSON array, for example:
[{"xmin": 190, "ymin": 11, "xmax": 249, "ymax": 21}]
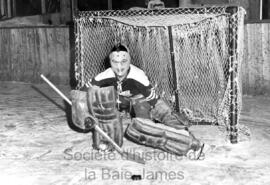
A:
[{"xmin": 40, "ymin": 74, "xmax": 145, "ymax": 165}]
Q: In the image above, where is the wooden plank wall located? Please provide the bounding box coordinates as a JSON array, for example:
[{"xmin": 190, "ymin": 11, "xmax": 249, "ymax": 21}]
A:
[
  {"xmin": 0, "ymin": 26, "xmax": 71, "ymax": 85},
  {"xmin": 0, "ymin": 24, "xmax": 269, "ymax": 95},
  {"xmin": 243, "ymin": 23, "xmax": 270, "ymax": 95}
]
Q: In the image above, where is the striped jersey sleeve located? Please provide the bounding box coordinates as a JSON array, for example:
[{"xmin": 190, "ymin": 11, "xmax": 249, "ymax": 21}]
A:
[{"xmin": 128, "ymin": 65, "xmax": 159, "ymax": 106}]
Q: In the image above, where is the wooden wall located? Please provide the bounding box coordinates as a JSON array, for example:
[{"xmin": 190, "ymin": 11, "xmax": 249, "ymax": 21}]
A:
[
  {"xmin": 0, "ymin": 26, "xmax": 72, "ymax": 85},
  {"xmin": 0, "ymin": 23, "xmax": 270, "ymax": 95},
  {"xmin": 242, "ymin": 23, "xmax": 270, "ymax": 95}
]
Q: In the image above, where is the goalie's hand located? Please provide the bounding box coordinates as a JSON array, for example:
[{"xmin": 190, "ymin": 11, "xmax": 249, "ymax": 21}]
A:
[{"xmin": 84, "ymin": 116, "xmax": 97, "ymax": 130}]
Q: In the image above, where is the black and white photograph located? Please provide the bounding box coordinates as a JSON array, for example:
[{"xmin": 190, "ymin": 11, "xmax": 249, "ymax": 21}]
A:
[{"xmin": 0, "ymin": 0, "xmax": 270, "ymax": 184}]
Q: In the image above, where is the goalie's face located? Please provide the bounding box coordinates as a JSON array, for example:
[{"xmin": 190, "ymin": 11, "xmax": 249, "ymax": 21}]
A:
[{"xmin": 109, "ymin": 51, "xmax": 131, "ymax": 80}]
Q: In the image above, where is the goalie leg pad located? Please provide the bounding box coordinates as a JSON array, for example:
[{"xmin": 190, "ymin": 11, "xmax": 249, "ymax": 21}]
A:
[
  {"xmin": 87, "ymin": 86, "xmax": 123, "ymax": 151},
  {"xmin": 125, "ymin": 118, "xmax": 200, "ymax": 156}
]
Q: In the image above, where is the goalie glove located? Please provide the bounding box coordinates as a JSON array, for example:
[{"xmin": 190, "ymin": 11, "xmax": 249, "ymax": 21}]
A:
[
  {"xmin": 70, "ymin": 90, "xmax": 95, "ymax": 131},
  {"xmin": 151, "ymin": 99, "xmax": 191, "ymax": 129},
  {"xmin": 87, "ymin": 86, "xmax": 123, "ymax": 151}
]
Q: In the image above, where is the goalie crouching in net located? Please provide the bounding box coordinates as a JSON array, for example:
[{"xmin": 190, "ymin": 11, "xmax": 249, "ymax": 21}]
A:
[{"xmin": 73, "ymin": 44, "xmax": 205, "ymax": 159}]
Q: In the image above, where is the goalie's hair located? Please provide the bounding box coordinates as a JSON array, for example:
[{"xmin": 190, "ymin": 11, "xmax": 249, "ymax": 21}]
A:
[{"xmin": 111, "ymin": 43, "xmax": 129, "ymax": 53}]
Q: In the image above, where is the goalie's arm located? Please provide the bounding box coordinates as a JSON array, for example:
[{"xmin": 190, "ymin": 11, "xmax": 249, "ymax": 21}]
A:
[{"xmin": 132, "ymin": 78, "xmax": 159, "ymax": 106}]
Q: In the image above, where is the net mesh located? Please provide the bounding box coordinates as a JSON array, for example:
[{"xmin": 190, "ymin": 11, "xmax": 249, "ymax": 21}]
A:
[{"xmin": 74, "ymin": 6, "xmax": 246, "ymax": 141}]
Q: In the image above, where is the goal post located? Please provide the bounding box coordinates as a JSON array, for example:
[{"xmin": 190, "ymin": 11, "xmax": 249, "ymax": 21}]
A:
[
  {"xmin": 226, "ymin": 6, "xmax": 243, "ymax": 143},
  {"xmin": 74, "ymin": 6, "xmax": 246, "ymax": 144}
]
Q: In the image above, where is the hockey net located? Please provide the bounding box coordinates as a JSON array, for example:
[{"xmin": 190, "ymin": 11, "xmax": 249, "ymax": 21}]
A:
[{"xmin": 74, "ymin": 6, "xmax": 246, "ymax": 143}]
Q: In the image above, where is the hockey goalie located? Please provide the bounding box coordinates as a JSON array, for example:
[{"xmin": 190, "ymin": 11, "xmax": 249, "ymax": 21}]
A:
[{"xmin": 71, "ymin": 44, "xmax": 205, "ymax": 159}]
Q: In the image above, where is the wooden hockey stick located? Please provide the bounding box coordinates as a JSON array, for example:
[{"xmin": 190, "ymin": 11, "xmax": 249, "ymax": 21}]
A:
[{"xmin": 40, "ymin": 74, "xmax": 145, "ymax": 165}]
